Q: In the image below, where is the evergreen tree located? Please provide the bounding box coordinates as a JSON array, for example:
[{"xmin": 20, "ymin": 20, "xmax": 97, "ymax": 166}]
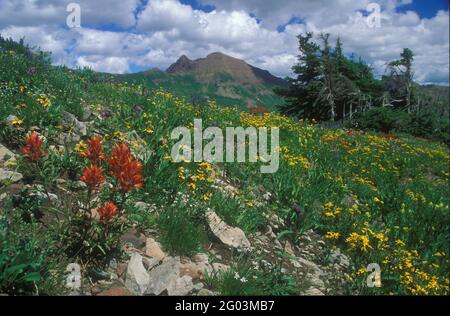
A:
[
  {"xmin": 276, "ymin": 33, "xmax": 323, "ymax": 119},
  {"xmin": 277, "ymin": 32, "xmax": 383, "ymax": 121},
  {"xmin": 384, "ymin": 48, "xmax": 416, "ymax": 112}
]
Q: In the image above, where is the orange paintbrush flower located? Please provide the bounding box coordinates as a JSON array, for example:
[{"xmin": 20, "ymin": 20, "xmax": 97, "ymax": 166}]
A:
[
  {"xmin": 80, "ymin": 164, "xmax": 105, "ymax": 190},
  {"xmin": 108, "ymin": 143, "xmax": 144, "ymax": 192},
  {"xmin": 21, "ymin": 131, "xmax": 47, "ymax": 160},
  {"xmin": 97, "ymin": 201, "xmax": 119, "ymax": 222},
  {"xmin": 81, "ymin": 135, "xmax": 106, "ymax": 164}
]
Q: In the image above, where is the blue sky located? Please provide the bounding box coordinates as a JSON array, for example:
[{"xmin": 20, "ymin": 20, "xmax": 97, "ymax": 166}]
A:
[
  {"xmin": 0, "ymin": 0, "xmax": 448, "ymax": 84},
  {"xmin": 397, "ymin": 0, "xmax": 449, "ymax": 18}
]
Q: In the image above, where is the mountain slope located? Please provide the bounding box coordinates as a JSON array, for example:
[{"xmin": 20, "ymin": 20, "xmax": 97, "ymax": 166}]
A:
[
  {"xmin": 119, "ymin": 52, "xmax": 287, "ymax": 110},
  {"xmin": 167, "ymin": 52, "xmax": 286, "ymax": 86}
]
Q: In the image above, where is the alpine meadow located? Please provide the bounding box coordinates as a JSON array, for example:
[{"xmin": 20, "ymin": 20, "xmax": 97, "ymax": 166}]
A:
[{"xmin": 0, "ymin": 0, "xmax": 449, "ymax": 299}]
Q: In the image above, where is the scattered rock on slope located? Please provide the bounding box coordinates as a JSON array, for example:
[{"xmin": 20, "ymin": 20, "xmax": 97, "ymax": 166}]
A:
[
  {"xmin": 145, "ymin": 256, "xmax": 181, "ymax": 295},
  {"xmin": 61, "ymin": 111, "xmax": 87, "ymax": 136},
  {"xmin": 125, "ymin": 253, "xmax": 150, "ymax": 295},
  {"xmin": 145, "ymin": 237, "xmax": 166, "ymax": 261},
  {"xmin": 166, "ymin": 275, "xmax": 194, "ymax": 296},
  {"xmin": 0, "ymin": 170, "xmax": 23, "ymax": 183},
  {"xmin": 0, "ymin": 143, "xmax": 15, "ymax": 162},
  {"xmin": 206, "ymin": 210, "xmax": 251, "ymax": 250}
]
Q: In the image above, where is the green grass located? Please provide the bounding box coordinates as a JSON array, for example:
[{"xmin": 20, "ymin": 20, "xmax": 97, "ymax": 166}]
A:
[{"xmin": 116, "ymin": 70, "xmax": 284, "ymax": 111}]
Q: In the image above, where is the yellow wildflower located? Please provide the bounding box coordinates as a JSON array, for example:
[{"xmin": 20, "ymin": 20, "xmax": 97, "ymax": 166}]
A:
[
  {"xmin": 11, "ymin": 117, "xmax": 23, "ymax": 126},
  {"xmin": 324, "ymin": 232, "xmax": 340, "ymax": 240}
]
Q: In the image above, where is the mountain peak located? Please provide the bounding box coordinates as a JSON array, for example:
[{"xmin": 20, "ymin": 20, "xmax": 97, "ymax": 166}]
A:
[
  {"xmin": 206, "ymin": 52, "xmax": 229, "ymax": 58},
  {"xmin": 178, "ymin": 54, "xmax": 191, "ymax": 62},
  {"xmin": 166, "ymin": 52, "xmax": 285, "ymax": 86},
  {"xmin": 166, "ymin": 54, "xmax": 194, "ymax": 74}
]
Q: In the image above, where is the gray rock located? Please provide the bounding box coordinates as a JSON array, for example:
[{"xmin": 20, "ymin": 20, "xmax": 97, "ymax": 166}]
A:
[
  {"xmin": 134, "ymin": 201, "xmax": 156, "ymax": 213},
  {"xmin": 61, "ymin": 111, "xmax": 87, "ymax": 136},
  {"xmin": 212, "ymin": 263, "xmax": 230, "ymax": 274},
  {"xmin": 302, "ymin": 287, "xmax": 325, "ymax": 296},
  {"xmin": 192, "ymin": 253, "xmax": 209, "ymax": 264},
  {"xmin": 284, "ymin": 240, "xmax": 296, "ymax": 256},
  {"xmin": 197, "ymin": 289, "xmax": 216, "ymax": 296},
  {"xmin": 48, "ymin": 145, "xmax": 65, "ymax": 154},
  {"xmin": 142, "ymin": 256, "xmax": 160, "ymax": 271},
  {"xmin": 125, "ymin": 253, "xmax": 150, "ymax": 295},
  {"xmin": 308, "ymin": 275, "xmax": 326, "ymax": 292},
  {"xmin": 193, "ymin": 283, "xmax": 204, "ymax": 290},
  {"xmin": 206, "ymin": 210, "xmax": 251, "ymax": 250},
  {"xmin": 0, "ymin": 170, "xmax": 23, "ymax": 183},
  {"xmin": 80, "ymin": 105, "xmax": 92, "ymax": 121},
  {"xmin": 167, "ymin": 275, "xmax": 194, "ymax": 296},
  {"xmin": 56, "ymin": 132, "xmax": 81, "ymax": 145},
  {"xmin": 145, "ymin": 257, "xmax": 181, "ymax": 295},
  {"xmin": 120, "ymin": 229, "xmax": 146, "ymax": 249},
  {"xmin": 0, "ymin": 143, "xmax": 15, "ymax": 161},
  {"xmin": 330, "ymin": 248, "xmax": 350, "ymax": 269},
  {"xmin": 296, "ymin": 257, "xmax": 323, "ymax": 274}
]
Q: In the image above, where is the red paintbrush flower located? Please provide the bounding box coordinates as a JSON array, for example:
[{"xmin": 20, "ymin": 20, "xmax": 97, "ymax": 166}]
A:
[
  {"xmin": 81, "ymin": 135, "xmax": 106, "ymax": 164},
  {"xmin": 118, "ymin": 157, "xmax": 144, "ymax": 192},
  {"xmin": 21, "ymin": 131, "xmax": 47, "ymax": 160},
  {"xmin": 108, "ymin": 143, "xmax": 144, "ymax": 192},
  {"xmin": 97, "ymin": 201, "xmax": 119, "ymax": 222},
  {"xmin": 80, "ymin": 164, "xmax": 105, "ymax": 190}
]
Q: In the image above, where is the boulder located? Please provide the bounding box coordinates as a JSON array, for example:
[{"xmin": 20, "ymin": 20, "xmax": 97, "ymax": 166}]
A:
[
  {"xmin": 134, "ymin": 201, "xmax": 156, "ymax": 213},
  {"xmin": 121, "ymin": 229, "xmax": 147, "ymax": 249},
  {"xmin": 0, "ymin": 143, "xmax": 15, "ymax": 161},
  {"xmin": 179, "ymin": 258, "xmax": 212, "ymax": 280},
  {"xmin": 212, "ymin": 263, "xmax": 230, "ymax": 274},
  {"xmin": 296, "ymin": 257, "xmax": 323, "ymax": 274},
  {"xmin": 167, "ymin": 275, "xmax": 194, "ymax": 296},
  {"xmin": 197, "ymin": 289, "xmax": 217, "ymax": 296},
  {"xmin": 55, "ymin": 132, "xmax": 80, "ymax": 145},
  {"xmin": 0, "ymin": 170, "xmax": 23, "ymax": 183},
  {"xmin": 125, "ymin": 253, "xmax": 150, "ymax": 295},
  {"xmin": 302, "ymin": 287, "xmax": 325, "ymax": 296},
  {"xmin": 206, "ymin": 210, "xmax": 251, "ymax": 250},
  {"xmin": 145, "ymin": 257, "xmax": 181, "ymax": 295},
  {"xmin": 145, "ymin": 237, "xmax": 166, "ymax": 261},
  {"xmin": 61, "ymin": 111, "xmax": 87, "ymax": 136},
  {"xmin": 80, "ymin": 105, "xmax": 92, "ymax": 121},
  {"xmin": 330, "ymin": 247, "xmax": 350, "ymax": 269}
]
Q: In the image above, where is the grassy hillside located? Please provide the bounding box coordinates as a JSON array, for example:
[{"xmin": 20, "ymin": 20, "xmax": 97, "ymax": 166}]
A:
[
  {"xmin": 115, "ymin": 69, "xmax": 285, "ymax": 111},
  {"xmin": 0, "ymin": 39, "xmax": 449, "ymax": 296}
]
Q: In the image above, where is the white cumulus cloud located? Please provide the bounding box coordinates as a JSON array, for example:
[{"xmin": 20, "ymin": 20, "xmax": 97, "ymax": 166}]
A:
[{"xmin": 0, "ymin": 0, "xmax": 447, "ymax": 84}]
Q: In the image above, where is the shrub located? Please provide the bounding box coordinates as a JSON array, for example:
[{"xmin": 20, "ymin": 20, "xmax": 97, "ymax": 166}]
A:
[{"xmin": 350, "ymin": 107, "xmax": 407, "ymax": 133}]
